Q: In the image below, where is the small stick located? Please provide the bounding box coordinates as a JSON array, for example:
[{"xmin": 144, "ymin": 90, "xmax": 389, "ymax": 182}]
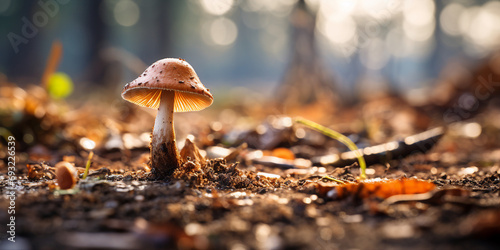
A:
[
  {"xmin": 41, "ymin": 40, "xmax": 63, "ymax": 89},
  {"xmin": 82, "ymin": 151, "xmax": 94, "ymax": 179},
  {"xmin": 295, "ymin": 117, "xmax": 367, "ymax": 179}
]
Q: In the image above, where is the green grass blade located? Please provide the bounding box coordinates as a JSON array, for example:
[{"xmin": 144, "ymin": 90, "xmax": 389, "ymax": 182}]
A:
[
  {"xmin": 295, "ymin": 118, "xmax": 367, "ymax": 179},
  {"xmin": 82, "ymin": 151, "xmax": 94, "ymax": 179}
]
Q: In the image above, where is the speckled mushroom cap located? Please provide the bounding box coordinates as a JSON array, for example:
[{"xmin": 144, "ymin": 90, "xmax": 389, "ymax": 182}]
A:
[{"xmin": 121, "ymin": 58, "xmax": 213, "ymax": 112}]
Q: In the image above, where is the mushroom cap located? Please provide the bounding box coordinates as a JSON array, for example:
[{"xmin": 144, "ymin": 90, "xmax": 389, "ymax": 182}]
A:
[
  {"xmin": 121, "ymin": 58, "xmax": 213, "ymax": 112},
  {"xmin": 55, "ymin": 161, "xmax": 77, "ymax": 190}
]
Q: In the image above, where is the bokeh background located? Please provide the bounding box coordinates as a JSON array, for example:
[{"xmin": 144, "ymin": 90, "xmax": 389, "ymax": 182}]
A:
[{"xmin": 1, "ymin": 0, "xmax": 500, "ymax": 103}]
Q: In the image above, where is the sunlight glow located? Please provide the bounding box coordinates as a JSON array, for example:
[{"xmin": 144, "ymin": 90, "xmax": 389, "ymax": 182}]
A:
[
  {"xmin": 461, "ymin": 2, "xmax": 500, "ymax": 50},
  {"xmin": 463, "ymin": 122, "xmax": 482, "ymax": 138},
  {"xmin": 402, "ymin": 0, "xmax": 435, "ymax": 42},
  {"xmin": 440, "ymin": 3, "xmax": 465, "ymax": 36},
  {"xmin": 317, "ymin": 14, "xmax": 357, "ymax": 45},
  {"xmin": 358, "ymin": 0, "xmax": 401, "ymax": 21},
  {"xmin": 200, "ymin": 0, "xmax": 233, "ymax": 16},
  {"xmin": 403, "ymin": 0, "xmax": 434, "ymax": 27},
  {"xmin": 210, "ymin": 17, "xmax": 238, "ymax": 46},
  {"xmin": 113, "ymin": 0, "xmax": 140, "ymax": 27},
  {"xmin": 80, "ymin": 137, "xmax": 96, "ymax": 150},
  {"xmin": 403, "ymin": 20, "xmax": 435, "ymax": 42}
]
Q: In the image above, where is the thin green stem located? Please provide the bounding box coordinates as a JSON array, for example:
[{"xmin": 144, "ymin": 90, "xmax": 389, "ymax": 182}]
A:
[
  {"xmin": 82, "ymin": 151, "xmax": 94, "ymax": 179},
  {"xmin": 321, "ymin": 175, "xmax": 346, "ymax": 184},
  {"xmin": 295, "ymin": 118, "xmax": 367, "ymax": 179}
]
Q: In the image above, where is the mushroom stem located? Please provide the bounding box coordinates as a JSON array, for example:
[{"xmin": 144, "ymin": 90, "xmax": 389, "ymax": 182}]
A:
[{"xmin": 151, "ymin": 90, "xmax": 180, "ymax": 178}]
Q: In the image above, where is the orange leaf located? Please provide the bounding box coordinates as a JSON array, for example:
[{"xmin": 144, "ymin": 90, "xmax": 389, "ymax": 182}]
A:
[
  {"xmin": 317, "ymin": 178, "xmax": 436, "ymax": 200},
  {"xmin": 272, "ymin": 147, "xmax": 295, "ymax": 160}
]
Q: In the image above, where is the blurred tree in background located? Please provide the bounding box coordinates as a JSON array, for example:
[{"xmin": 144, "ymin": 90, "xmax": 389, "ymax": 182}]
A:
[{"xmin": 1, "ymin": 0, "xmax": 500, "ymax": 103}]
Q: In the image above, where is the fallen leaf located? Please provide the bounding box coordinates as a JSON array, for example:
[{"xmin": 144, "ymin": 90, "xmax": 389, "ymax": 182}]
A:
[
  {"xmin": 26, "ymin": 163, "xmax": 55, "ymax": 180},
  {"xmin": 272, "ymin": 147, "xmax": 295, "ymax": 160},
  {"xmin": 316, "ymin": 178, "xmax": 436, "ymax": 200}
]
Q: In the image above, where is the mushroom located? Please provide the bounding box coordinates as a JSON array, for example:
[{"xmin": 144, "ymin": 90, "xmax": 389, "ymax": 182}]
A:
[
  {"xmin": 55, "ymin": 161, "xmax": 77, "ymax": 190},
  {"xmin": 121, "ymin": 58, "xmax": 213, "ymax": 178}
]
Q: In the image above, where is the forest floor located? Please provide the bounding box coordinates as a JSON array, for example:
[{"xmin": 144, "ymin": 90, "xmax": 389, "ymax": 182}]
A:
[{"xmin": 1, "ymin": 83, "xmax": 500, "ymax": 250}]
